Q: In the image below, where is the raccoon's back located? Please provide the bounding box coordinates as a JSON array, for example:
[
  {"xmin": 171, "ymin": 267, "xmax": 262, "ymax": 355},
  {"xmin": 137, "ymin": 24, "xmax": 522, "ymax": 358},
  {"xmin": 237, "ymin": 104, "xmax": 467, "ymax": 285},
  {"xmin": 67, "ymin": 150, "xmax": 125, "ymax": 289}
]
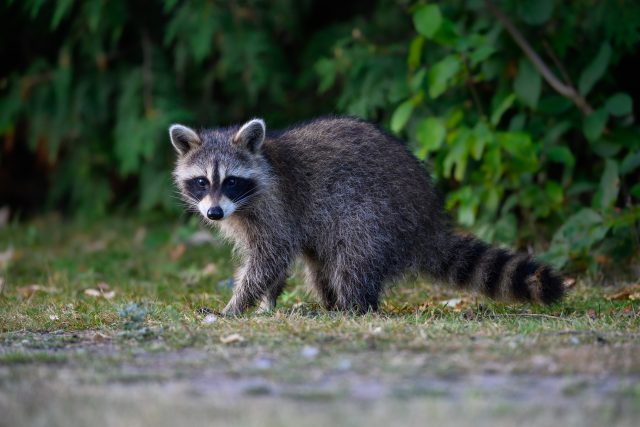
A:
[
  {"xmin": 262, "ymin": 116, "xmax": 449, "ymax": 269},
  {"xmin": 265, "ymin": 117, "xmax": 442, "ymax": 221}
]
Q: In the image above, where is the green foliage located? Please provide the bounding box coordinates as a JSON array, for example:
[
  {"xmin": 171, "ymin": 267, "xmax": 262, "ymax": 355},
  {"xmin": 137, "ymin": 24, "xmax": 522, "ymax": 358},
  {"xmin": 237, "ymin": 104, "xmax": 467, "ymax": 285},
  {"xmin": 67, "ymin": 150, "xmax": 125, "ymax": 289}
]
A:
[
  {"xmin": 1, "ymin": 0, "xmax": 639, "ymax": 272},
  {"xmin": 315, "ymin": 1, "xmax": 640, "ymax": 271}
]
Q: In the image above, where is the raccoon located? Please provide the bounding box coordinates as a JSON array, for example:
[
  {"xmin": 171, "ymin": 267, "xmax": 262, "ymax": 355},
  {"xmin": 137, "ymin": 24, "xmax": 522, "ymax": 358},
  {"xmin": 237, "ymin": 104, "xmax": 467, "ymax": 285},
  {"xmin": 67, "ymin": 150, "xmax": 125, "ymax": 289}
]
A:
[{"xmin": 170, "ymin": 116, "xmax": 564, "ymax": 315}]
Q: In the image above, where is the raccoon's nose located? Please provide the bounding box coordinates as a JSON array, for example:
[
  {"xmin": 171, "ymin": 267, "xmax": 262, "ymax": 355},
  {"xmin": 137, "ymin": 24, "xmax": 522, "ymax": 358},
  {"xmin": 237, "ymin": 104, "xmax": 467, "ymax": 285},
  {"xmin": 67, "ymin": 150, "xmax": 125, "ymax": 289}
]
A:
[{"xmin": 207, "ymin": 206, "xmax": 224, "ymax": 220}]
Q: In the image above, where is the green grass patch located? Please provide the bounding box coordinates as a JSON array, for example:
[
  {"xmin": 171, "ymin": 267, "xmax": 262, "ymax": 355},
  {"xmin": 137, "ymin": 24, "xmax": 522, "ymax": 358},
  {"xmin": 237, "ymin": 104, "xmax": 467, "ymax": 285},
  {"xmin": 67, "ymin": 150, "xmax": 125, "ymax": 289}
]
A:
[{"xmin": 0, "ymin": 215, "xmax": 638, "ymax": 351}]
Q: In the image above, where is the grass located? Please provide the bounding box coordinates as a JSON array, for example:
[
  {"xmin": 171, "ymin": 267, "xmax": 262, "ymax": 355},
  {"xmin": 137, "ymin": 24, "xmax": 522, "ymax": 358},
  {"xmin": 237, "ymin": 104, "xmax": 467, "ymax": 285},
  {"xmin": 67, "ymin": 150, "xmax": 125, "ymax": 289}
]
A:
[
  {"xmin": 0, "ymin": 214, "xmax": 637, "ymax": 337},
  {"xmin": 0, "ymin": 215, "xmax": 639, "ymax": 426}
]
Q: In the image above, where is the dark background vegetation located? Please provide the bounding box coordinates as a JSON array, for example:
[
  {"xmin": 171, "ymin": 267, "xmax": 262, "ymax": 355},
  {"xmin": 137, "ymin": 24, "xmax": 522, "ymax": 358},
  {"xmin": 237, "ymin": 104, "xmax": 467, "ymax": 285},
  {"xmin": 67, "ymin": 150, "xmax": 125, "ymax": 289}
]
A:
[{"xmin": 0, "ymin": 0, "xmax": 639, "ymax": 273}]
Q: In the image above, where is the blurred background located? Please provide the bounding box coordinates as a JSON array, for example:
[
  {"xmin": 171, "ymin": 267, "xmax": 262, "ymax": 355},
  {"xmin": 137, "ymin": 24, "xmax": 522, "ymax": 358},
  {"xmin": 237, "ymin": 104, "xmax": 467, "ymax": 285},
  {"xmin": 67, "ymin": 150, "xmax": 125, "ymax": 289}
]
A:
[{"xmin": 0, "ymin": 0, "xmax": 638, "ymax": 273}]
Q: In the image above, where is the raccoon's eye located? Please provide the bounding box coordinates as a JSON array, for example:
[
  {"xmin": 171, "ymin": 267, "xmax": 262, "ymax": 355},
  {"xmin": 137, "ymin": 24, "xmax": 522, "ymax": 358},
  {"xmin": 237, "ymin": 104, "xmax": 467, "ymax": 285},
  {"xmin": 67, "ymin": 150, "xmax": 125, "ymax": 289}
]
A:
[
  {"xmin": 225, "ymin": 177, "xmax": 237, "ymax": 188},
  {"xmin": 195, "ymin": 177, "xmax": 208, "ymax": 188}
]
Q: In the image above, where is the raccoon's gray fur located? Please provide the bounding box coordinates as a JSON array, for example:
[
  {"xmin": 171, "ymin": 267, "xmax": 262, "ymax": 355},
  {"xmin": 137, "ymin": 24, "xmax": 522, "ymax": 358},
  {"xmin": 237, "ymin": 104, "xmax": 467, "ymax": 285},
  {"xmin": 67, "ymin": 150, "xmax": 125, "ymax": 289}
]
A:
[{"xmin": 170, "ymin": 116, "xmax": 564, "ymax": 315}]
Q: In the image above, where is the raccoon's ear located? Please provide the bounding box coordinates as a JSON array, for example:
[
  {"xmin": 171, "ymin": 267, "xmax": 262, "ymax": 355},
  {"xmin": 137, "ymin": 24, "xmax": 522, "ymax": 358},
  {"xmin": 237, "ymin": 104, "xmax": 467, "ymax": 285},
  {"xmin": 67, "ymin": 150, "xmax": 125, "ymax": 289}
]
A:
[
  {"xmin": 169, "ymin": 124, "xmax": 201, "ymax": 155},
  {"xmin": 233, "ymin": 118, "xmax": 265, "ymax": 153}
]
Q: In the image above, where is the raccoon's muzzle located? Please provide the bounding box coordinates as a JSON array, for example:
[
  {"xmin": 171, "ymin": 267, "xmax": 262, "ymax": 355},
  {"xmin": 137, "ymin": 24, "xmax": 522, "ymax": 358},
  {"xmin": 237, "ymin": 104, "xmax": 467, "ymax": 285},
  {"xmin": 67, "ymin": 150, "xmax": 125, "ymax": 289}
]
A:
[{"xmin": 207, "ymin": 206, "xmax": 224, "ymax": 220}]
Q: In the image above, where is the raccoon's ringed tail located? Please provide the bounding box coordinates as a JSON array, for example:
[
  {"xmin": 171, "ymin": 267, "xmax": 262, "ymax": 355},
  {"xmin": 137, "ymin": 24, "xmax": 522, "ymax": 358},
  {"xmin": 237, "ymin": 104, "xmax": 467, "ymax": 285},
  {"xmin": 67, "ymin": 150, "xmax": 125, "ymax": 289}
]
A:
[{"xmin": 438, "ymin": 234, "xmax": 564, "ymax": 305}]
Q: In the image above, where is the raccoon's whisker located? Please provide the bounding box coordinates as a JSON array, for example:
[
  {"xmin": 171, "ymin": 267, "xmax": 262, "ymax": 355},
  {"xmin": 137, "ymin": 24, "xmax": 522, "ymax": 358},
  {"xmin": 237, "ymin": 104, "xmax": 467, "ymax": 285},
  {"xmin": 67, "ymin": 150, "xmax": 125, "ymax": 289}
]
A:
[{"xmin": 232, "ymin": 187, "xmax": 261, "ymax": 204}]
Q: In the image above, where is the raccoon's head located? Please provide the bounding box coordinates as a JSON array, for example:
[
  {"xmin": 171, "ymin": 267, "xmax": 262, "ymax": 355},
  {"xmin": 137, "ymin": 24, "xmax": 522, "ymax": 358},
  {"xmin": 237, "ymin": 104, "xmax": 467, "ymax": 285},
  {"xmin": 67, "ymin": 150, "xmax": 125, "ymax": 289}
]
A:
[{"xmin": 169, "ymin": 118, "xmax": 268, "ymax": 222}]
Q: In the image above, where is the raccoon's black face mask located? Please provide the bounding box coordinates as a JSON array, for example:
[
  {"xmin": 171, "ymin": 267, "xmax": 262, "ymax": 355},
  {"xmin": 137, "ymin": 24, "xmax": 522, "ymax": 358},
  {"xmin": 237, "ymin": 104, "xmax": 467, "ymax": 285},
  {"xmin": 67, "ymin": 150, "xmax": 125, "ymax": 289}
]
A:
[{"xmin": 170, "ymin": 119, "xmax": 266, "ymax": 221}]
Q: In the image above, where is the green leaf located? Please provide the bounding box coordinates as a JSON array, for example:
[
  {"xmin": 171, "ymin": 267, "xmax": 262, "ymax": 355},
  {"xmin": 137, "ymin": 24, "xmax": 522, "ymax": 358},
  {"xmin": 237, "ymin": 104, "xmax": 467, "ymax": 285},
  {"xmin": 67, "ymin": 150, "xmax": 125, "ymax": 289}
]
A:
[
  {"xmin": 409, "ymin": 68, "xmax": 426, "ymax": 93},
  {"xmin": 538, "ymin": 96, "xmax": 572, "ymax": 115},
  {"xmin": 493, "ymin": 213, "xmax": 517, "ymax": 244},
  {"xmin": 620, "ymin": 151, "xmax": 640, "ymax": 175},
  {"xmin": 544, "ymin": 121, "xmax": 572, "ymax": 145},
  {"xmin": 448, "ymin": 186, "xmax": 479, "ymax": 226},
  {"xmin": 591, "ymin": 141, "xmax": 622, "ymax": 158},
  {"xmin": 546, "ymin": 146, "xmax": 575, "ymax": 168},
  {"xmin": 444, "ymin": 131, "xmax": 470, "ymax": 181},
  {"xmin": 427, "ymin": 55, "xmax": 460, "ymax": 99},
  {"xmin": 416, "ymin": 117, "xmax": 446, "ymax": 158},
  {"xmin": 408, "ymin": 36, "xmax": 425, "ymax": 70},
  {"xmin": 51, "ymin": 0, "xmax": 74, "ymax": 29},
  {"xmin": 498, "ymin": 132, "xmax": 537, "ymax": 171},
  {"xmin": 514, "ymin": 59, "xmax": 541, "ymax": 109},
  {"xmin": 595, "ymin": 159, "xmax": 619, "ymax": 209},
  {"xmin": 578, "ymin": 43, "xmax": 612, "ymax": 96},
  {"xmin": 413, "ymin": 5, "xmax": 443, "ymax": 39},
  {"xmin": 470, "ymin": 122, "xmax": 490, "ymax": 160},
  {"xmin": 583, "ymin": 109, "xmax": 608, "ymax": 142},
  {"xmin": 490, "ymin": 93, "xmax": 516, "ymax": 126},
  {"xmin": 390, "ymin": 100, "xmax": 414, "ymax": 134},
  {"xmin": 517, "ymin": 0, "xmax": 554, "ymax": 25},
  {"xmin": 605, "ymin": 93, "xmax": 633, "ymax": 116},
  {"xmin": 469, "ymin": 45, "xmax": 496, "ymax": 67},
  {"xmin": 544, "ymin": 208, "xmax": 610, "ymax": 269},
  {"xmin": 315, "ymin": 58, "xmax": 336, "ymax": 93},
  {"xmin": 631, "ymin": 183, "xmax": 640, "ymax": 199},
  {"xmin": 545, "ymin": 181, "xmax": 563, "ymax": 205}
]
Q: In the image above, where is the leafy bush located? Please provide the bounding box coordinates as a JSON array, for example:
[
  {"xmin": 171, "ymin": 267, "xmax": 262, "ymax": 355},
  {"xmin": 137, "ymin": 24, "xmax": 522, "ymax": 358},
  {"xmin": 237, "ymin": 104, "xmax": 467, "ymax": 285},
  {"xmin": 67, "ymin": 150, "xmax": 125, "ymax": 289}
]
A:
[
  {"xmin": 316, "ymin": 0, "xmax": 640, "ymax": 271},
  {"xmin": 1, "ymin": 0, "xmax": 639, "ymax": 271}
]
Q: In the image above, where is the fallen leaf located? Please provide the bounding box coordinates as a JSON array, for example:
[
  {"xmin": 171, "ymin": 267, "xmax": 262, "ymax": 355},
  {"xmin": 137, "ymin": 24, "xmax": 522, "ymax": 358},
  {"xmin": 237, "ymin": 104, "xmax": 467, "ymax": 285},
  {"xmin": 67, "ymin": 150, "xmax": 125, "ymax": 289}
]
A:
[
  {"xmin": 84, "ymin": 289, "xmax": 102, "ymax": 298},
  {"xmin": 92, "ymin": 332, "xmax": 111, "ymax": 343},
  {"xmin": 440, "ymin": 298, "xmax": 462, "ymax": 308},
  {"xmin": 17, "ymin": 284, "xmax": 57, "ymax": 298},
  {"xmin": 607, "ymin": 284, "xmax": 640, "ymax": 301},
  {"xmin": 170, "ymin": 243, "xmax": 186, "ymax": 261},
  {"xmin": 96, "ymin": 282, "xmax": 110, "ymax": 291},
  {"xmin": 563, "ymin": 277, "xmax": 576, "ymax": 289},
  {"xmin": 220, "ymin": 333, "xmax": 244, "ymax": 344},
  {"xmin": 621, "ymin": 305, "xmax": 635, "ymax": 317},
  {"xmin": 587, "ymin": 309, "xmax": 597, "ymax": 320},
  {"xmin": 83, "ymin": 287, "xmax": 116, "ymax": 299},
  {"xmin": 370, "ymin": 326, "xmax": 383, "ymax": 335}
]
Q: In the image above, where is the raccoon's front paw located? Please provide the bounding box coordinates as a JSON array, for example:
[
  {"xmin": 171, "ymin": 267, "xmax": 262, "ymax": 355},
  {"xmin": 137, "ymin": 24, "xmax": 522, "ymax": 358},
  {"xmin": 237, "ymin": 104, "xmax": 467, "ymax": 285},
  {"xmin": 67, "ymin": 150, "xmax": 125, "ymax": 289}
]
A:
[
  {"xmin": 221, "ymin": 301, "xmax": 244, "ymax": 317},
  {"xmin": 255, "ymin": 298, "xmax": 276, "ymax": 315}
]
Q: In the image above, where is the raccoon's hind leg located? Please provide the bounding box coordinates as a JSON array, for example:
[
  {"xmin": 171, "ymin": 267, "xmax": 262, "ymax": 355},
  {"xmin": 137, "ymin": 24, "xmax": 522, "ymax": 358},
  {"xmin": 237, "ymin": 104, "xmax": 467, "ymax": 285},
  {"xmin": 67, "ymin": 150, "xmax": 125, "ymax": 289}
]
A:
[
  {"xmin": 329, "ymin": 256, "xmax": 384, "ymax": 314},
  {"xmin": 256, "ymin": 280, "xmax": 286, "ymax": 314},
  {"xmin": 303, "ymin": 253, "xmax": 337, "ymax": 310}
]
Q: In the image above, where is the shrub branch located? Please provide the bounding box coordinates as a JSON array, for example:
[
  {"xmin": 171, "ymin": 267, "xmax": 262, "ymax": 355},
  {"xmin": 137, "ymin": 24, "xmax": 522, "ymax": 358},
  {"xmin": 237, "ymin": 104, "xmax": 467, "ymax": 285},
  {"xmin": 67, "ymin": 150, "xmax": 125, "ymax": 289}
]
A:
[{"xmin": 485, "ymin": 0, "xmax": 593, "ymax": 115}]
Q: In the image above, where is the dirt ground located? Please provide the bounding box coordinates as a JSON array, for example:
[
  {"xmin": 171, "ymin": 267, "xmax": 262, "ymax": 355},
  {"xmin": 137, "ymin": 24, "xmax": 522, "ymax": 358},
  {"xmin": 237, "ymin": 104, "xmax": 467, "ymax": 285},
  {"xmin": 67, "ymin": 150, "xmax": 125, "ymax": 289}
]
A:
[{"xmin": 1, "ymin": 329, "xmax": 639, "ymax": 427}]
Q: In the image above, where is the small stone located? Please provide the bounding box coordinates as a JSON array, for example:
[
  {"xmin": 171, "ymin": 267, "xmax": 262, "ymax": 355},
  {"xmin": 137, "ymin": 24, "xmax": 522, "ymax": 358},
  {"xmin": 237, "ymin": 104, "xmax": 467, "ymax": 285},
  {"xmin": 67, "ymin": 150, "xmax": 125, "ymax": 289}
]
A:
[
  {"xmin": 202, "ymin": 314, "xmax": 217, "ymax": 325},
  {"xmin": 253, "ymin": 357, "xmax": 272, "ymax": 370},
  {"xmin": 336, "ymin": 359, "xmax": 352, "ymax": 371},
  {"xmin": 301, "ymin": 345, "xmax": 319, "ymax": 359}
]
